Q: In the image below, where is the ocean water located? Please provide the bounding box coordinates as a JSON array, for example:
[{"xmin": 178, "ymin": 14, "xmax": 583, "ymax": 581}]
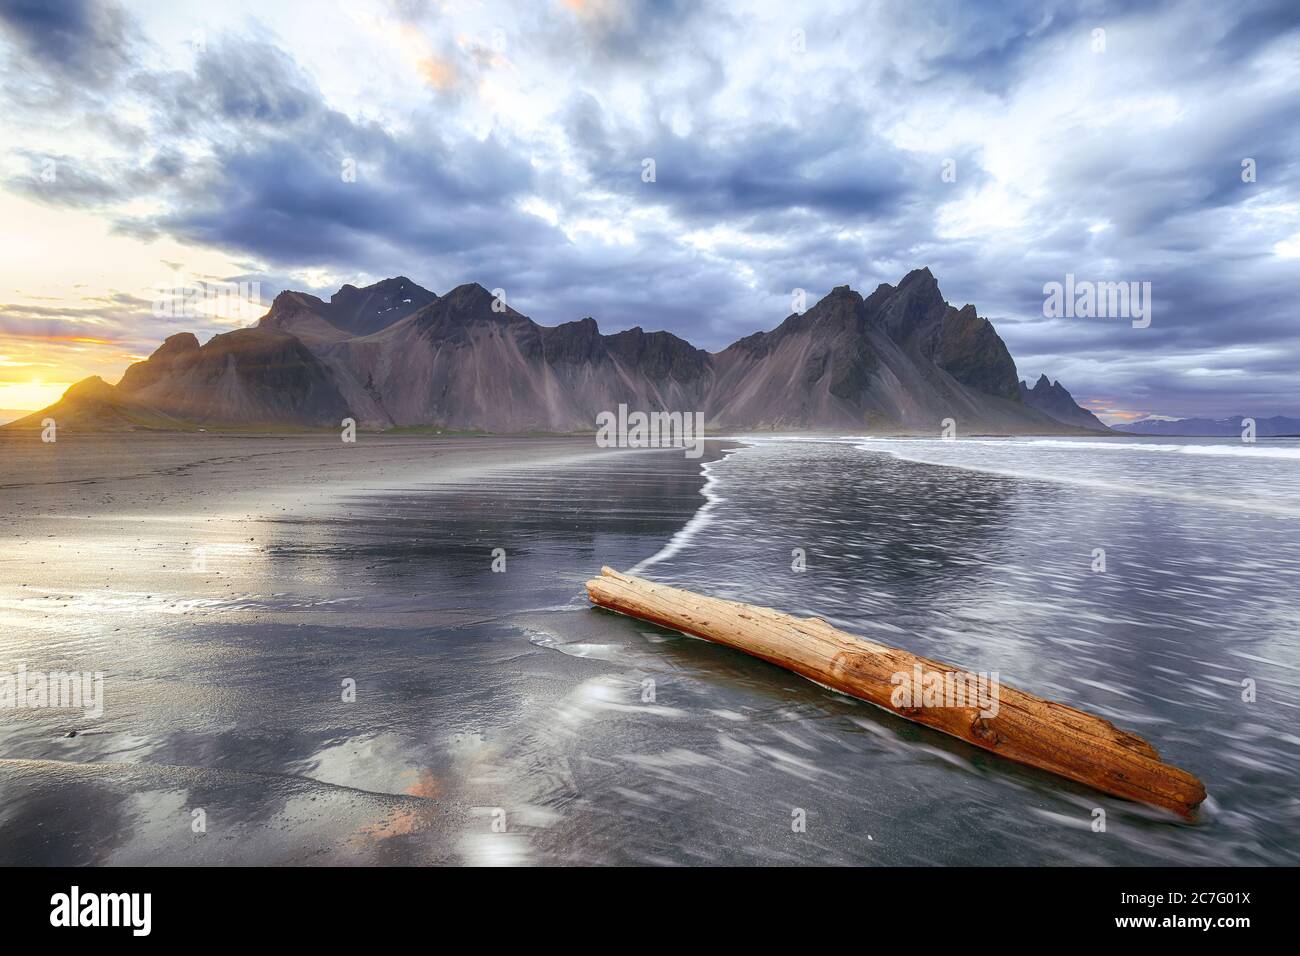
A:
[{"xmin": 2, "ymin": 436, "xmax": 1298, "ymax": 865}]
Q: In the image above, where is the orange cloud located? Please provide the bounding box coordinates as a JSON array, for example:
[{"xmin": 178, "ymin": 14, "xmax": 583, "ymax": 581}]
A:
[
  {"xmin": 417, "ymin": 54, "xmax": 459, "ymax": 90},
  {"xmin": 561, "ymin": 0, "xmax": 615, "ymax": 18},
  {"xmin": 1, "ymin": 332, "xmax": 118, "ymax": 345},
  {"xmin": 0, "ymin": 332, "xmax": 140, "ymax": 410},
  {"xmin": 1077, "ymin": 397, "xmax": 1154, "ymax": 424}
]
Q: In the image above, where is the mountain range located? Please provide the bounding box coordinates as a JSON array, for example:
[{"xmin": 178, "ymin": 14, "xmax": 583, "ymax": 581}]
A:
[
  {"xmin": 5, "ymin": 268, "xmax": 1106, "ymax": 435},
  {"xmin": 1114, "ymin": 415, "xmax": 1300, "ymax": 437}
]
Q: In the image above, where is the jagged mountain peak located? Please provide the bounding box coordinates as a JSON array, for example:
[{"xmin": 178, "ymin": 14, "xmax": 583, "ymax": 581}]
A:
[
  {"xmin": 414, "ymin": 283, "xmax": 519, "ymax": 331},
  {"xmin": 804, "ymin": 285, "xmax": 866, "ymax": 325},
  {"xmin": 890, "ymin": 267, "xmax": 945, "ymax": 314},
  {"xmin": 324, "ymin": 276, "xmax": 437, "ymax": 336},
  {"xmin": 824, "ymin": 284, "xmax": 862, "ymax": 299},
  {"xmin": 155, "ymin": 331, "xmax": 201, "ymax": 355},
  {"xmin": 877, "ymin": 268, "xmax": 949, "ymax": 340},
  {"xmin": 64, "ymin": 375, "xmax": 113, "ymax": 399},
  {"xmin": 1019, "ymin": 375, "xmax": 1109, "ymax": 431},
  {"xmin": 260, "ymin": 276, "xmax": 438, "ymax": 338},
  {"xmin": 269, "ymin": 288, "xmax": 324, "ymax": 308},
  {"xmin": 440, "ymin": 281, "xmax": 496, "ymax": 305},
  {"xmin": 1022, "ymin": 373, "xmax": 1066, "ymax": 395},
  {"xmin": 897, "ymin": 265, "xmax": 937, "ymax": 287},
  {"xmin": 893, "ymin": 266, "xmax": 944, "ymax": 303},
  {"xmin": 331, "ymin": 275, "xmax": 416, "ymax": 295}
]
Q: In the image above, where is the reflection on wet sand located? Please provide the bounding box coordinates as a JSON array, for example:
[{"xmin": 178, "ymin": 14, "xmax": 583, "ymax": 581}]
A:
[{"xmin": 1, "ymin": 442, "xmax": 723, "ymax": 865}]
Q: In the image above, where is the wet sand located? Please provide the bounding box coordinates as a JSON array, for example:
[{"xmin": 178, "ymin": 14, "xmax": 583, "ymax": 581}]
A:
[
  {"xmin": 0, "ymin": 432, "xmax": 721, "ymax": 865},
  {"xmin": 0, "ymin": 432, "xmax": 615, "ymax": 519}
]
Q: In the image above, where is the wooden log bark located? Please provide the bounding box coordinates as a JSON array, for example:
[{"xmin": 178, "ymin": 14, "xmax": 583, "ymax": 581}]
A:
[{"xmin": 586, "ymin": 567, "xmax": 1206, "ymax": 817}]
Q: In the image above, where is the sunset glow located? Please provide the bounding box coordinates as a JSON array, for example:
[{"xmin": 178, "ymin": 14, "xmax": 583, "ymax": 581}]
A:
[{"xmin": 0, "ymin": 380, "xmax": 72, "ymax": 412}]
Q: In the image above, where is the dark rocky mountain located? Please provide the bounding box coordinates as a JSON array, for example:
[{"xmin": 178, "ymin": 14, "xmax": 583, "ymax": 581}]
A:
[
  {"xmin": 709, "ymin": 269, "xmax": 1044, "ymax": 429},
  {"xmin": 114, "ymin": 327, "xmax": 350, "ymax": 425},
  {"xmin": 290, "ymin": 282, "xmax": 716, "ymax": 431},
  {"xmin": 1114, "ymin": 414, "xmax": 1300, "ymax": 437},
  {"xmin": 6, "ymin": 270, "xmax": 1105, "ymax": 434},
  {"xmin": 1019, "ymin": 374, "xmax": 1110, "ymax": 431},
  {"xmin": 261, "ymin": 276, "xmax": 437, "ymax": 338}
]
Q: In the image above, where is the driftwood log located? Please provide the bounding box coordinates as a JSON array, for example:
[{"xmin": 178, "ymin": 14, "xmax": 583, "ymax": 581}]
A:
[{"xmin": 586, "ymin": 567, "xmax": 1206, "ymax": 817}]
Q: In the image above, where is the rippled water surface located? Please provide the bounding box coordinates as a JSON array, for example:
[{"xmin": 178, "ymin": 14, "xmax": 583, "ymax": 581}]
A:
[{"xmin": 3, "ymin": 436, "xmax": 1298, "ymax": 865}]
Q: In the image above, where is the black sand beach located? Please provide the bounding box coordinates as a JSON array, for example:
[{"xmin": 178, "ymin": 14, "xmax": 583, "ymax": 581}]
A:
[{"xmin": 2, "ymin": 433, "xmax": 1298, "ymax": 865}]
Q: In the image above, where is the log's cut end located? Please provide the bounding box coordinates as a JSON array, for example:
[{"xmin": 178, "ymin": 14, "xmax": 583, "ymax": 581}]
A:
[{"xmin": 584, "ymin": 567, "xmax": 1207, "ymax": 819}]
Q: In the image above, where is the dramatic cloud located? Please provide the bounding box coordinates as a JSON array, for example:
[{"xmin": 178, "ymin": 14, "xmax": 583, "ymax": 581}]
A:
[
  {"xmin": 1, "ymin": 0, "xmax": 1298, "ymax": 419},
  {"xmin": 0, "ymin": 0, "xmax": 132, "ymax": 83}
]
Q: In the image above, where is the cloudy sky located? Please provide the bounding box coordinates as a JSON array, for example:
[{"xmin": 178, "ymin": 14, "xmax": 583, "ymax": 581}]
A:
[{"xmin": 1, "ymin": 0, "xmax": 1298, "ymax": 423}]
